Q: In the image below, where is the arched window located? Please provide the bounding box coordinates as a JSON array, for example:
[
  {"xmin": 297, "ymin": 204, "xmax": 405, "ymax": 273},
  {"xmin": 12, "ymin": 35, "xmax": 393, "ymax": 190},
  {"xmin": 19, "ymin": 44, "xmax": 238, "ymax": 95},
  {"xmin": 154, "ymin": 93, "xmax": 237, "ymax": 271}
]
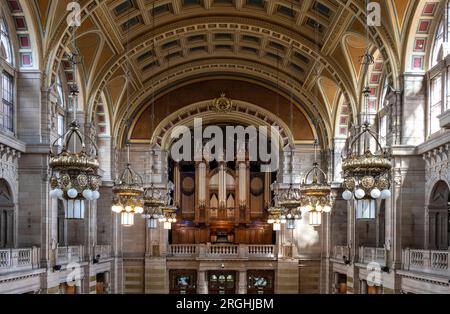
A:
[
  {"xmin": 56, "ymin": 75, "xmax": 67, "ymax": 146},
  {"xmin": 431, "ymin": 21, "xmax": 444, "ymax": 67},
  {"xmin": 1, "ymin": 71, "xmax": 13, "ymax": 132},
  {"xmin": 427, "ymin": 2, "xmax": 450, "ymax": 136},
  {"xmin": 378, "ymin": 78, "xmax": 389, "ymax": 147},
  {"xmin": 430, "ymin": 75, "xmax": 442, "ymax": 135},
  {"xmin": 0, "ymin": 18, "xmax": 12, "ymax": 65},
  {"xmin": 0, "ymin": 17, "xmax": 15, "ymax": 133}
]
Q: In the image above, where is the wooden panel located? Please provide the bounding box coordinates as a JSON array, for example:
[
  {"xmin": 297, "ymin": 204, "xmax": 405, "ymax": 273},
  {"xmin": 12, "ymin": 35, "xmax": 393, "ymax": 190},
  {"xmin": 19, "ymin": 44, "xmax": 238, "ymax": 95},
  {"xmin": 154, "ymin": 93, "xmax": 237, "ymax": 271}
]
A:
[
  {"xmin": 130, "ymin": 79, "xmax": 314, "ymax": 141},
  {"xmin": 171, "ymin": 223, "xmax": 272, "ymax": 244},
  {"xmin": 181, "ymin": 172, "xmax": 195, "ymax": 215}
]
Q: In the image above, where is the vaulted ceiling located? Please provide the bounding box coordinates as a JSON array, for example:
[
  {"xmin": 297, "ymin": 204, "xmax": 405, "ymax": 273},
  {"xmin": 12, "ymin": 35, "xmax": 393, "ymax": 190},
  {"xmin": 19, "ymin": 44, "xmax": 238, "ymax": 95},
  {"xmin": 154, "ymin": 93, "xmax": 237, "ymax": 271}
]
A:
[{"xmin": 5, "ymin": 0, "xmax": 445, "ymax": 145}]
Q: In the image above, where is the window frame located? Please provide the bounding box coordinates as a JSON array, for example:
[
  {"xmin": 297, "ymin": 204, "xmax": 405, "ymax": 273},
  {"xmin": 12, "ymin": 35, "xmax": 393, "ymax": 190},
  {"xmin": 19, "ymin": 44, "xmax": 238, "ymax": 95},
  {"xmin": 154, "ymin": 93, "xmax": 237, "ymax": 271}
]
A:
[
  {"xmin": 54, "ymin": 74, "xmax": 68, "ymax": 147},
  {"xmin": 426, "ymin": 2, "xmax": 450, "ymax": 137},
  {"xmin": 0, "ymin": 17, "xmax": 13, "ymax": 66},
  {"xmin": 429, "ymin": 74, "xmax": 443, "ymax": 135},
  {"xmin": 1, "ymin": 71, "xmax": 14, "ymax": 133}
]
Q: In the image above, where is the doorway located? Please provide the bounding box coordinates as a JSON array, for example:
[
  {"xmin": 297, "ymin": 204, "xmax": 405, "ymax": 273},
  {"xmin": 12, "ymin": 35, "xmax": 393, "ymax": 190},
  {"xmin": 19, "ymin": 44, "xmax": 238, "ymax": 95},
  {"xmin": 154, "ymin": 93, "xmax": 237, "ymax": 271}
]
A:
[{"xmin": 208, "ymin": 271, "xmax": 236, "ymax": 294}]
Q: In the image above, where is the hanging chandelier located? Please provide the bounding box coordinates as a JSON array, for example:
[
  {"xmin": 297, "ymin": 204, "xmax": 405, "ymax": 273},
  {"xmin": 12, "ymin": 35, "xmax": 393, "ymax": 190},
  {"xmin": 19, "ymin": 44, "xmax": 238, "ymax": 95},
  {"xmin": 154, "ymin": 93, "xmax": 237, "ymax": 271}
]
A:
[
  {"xmin": 300, "ymin": 162, "xmax": 332, "ymax": 226},
  {"xmin": 49, "ymin": 17, "xmax": 100, "ymax": 219},
  {"xmin": 341, "ymin": 120, "xmax": 392, "ymax": 218},
  {"xmin": 267, "ymin": 206, "xmax": 283, "ymax": 231},
  {"xmin": 49, "ymin": 120, "xmax": 101, "ymax": 219},
  {"xmin": 111, "ymin": 150, "xmax": 144, "ymax": 226},
  {"xmin": 278, "ymin": 184, "xmax": 302, "ymax": 229},
  {"xmin": 267, "ymin": 187, "xmax": 301, "ymax": 231},
  {"xmin": 142, "ymin": 184, "xmax": 165, "ymax": 229},
  {"xmin": 341, "ymin": 4, "xmax": 392, "ymax": 218},
  {"xmin": 161, "ymin": 190, "xmax": 177, "ymax": 230}
]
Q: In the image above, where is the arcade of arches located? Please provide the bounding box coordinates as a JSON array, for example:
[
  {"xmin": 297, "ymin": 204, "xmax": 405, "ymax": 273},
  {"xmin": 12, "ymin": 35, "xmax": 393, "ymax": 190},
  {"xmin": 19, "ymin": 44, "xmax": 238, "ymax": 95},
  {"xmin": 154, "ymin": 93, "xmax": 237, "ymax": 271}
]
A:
[{"xmin": 0, "ymin": 0, "xmax": 450, "ymax": 294}]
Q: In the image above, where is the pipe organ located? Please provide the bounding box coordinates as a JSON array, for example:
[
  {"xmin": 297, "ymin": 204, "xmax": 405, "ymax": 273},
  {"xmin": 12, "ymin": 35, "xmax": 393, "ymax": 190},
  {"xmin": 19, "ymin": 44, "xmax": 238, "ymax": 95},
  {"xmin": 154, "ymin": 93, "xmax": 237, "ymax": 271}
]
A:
[{"xmin": 171, "ymin": 156, "xmax": 274, "ymax": 245}]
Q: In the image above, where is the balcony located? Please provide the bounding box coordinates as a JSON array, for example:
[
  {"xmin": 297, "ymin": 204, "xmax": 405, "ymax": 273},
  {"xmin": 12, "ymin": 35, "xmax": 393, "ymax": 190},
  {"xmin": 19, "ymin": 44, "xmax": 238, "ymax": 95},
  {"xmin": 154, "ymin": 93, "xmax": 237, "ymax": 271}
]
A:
[
  {"xmin": 402, "ymin": 249, "xmax": 450, "ymax": 277},
  {"xmin": 167, "ymin": 244, "xmax": 276, "ymax": 260},
  {"xmin": 332, "ymin": 245, "xmax": 350, "ymax": 263},
  {"xmin": 358, "ymin": 246, "xmax": 386, "ymax": 266},
  {"xmin": 0, "ymin": 247, "xmax": 41, "ymax": 274},
  {"xmin": 56, "ymin": 245, "xmax": 84, "ymax": 265}
]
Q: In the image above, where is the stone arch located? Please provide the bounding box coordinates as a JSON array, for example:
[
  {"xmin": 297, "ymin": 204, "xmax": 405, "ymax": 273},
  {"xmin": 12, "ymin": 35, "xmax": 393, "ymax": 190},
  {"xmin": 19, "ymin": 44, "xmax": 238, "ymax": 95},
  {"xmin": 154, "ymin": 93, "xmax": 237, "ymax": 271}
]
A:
[
  {"xmin": 334, "ymin": 94, "xmax": 350, "ymax": 138},
  {"xmin": 1, "ymin": 0, "xmax": 41, "ymax": 69},
  {"xmin": 426, "ymin": 180, "xmax": 450, "ymax": 249},
  {"xmin": 125, "ymin": 92, "xmax": 316, "ymax": 151},
  {"xmin": 402, "ymin": 0, "xmax": 444, "ymax": 72},
  {"xmin": 0, "ymin": 178, "xmax": 14, "ymax": 248},
  {"xmin": 111, "ymin": 61, "xmax": 331, "ymax": 148}
]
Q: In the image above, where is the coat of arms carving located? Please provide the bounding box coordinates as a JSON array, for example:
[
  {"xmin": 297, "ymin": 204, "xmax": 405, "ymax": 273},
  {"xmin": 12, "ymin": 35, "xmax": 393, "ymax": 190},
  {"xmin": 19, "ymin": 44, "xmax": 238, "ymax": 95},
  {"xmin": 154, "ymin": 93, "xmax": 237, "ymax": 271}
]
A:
[{"xmin": 212, "ymin": 93, "xmax": 233, "ymax": 113}]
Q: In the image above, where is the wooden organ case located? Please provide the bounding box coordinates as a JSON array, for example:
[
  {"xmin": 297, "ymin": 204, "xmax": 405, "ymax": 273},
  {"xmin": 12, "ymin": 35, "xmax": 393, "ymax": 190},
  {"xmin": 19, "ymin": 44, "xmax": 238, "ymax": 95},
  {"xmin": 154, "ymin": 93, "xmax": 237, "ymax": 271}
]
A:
[{"xmin": 170, "ymin": 158, "xmax": 274, "ymax": 245}]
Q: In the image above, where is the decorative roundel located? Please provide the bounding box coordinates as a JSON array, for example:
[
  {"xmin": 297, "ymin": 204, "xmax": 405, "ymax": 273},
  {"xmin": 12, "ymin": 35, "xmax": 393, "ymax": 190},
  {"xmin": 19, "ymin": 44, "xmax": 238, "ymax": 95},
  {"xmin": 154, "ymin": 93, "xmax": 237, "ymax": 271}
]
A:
[
  {"xmin": 182, "ymin": 176, "xmax": 195, "ymax": 195},
  {"xmin": 377, "ymin": 177, "xmax": 390, "ymax": 190},
  {"xmin": 250, "ymin": 176, "xmax": 264, "ymax": 195},
  {"xmin": 77, "ymin": 174, "xmax": 88, "ymax": 187},
  {"xmin": 361, "ymin": 176, "xmax": 375, "ymax": 189},
  {"xmin": 343, "ymin": 178, "xmax": 356, "ymax": 190},
  {"xmin": 61, "ymin": 174, "xmax": 71, "ymax": 187}
]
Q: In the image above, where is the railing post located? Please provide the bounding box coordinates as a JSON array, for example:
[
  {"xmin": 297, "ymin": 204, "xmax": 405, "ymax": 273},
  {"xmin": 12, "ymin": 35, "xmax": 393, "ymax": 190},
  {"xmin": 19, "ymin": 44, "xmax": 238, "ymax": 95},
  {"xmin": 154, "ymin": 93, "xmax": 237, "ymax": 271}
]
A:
[
  {"xmin": 239, "ymin": 245, "xmax": 248, "ymax": 258},
  {"xmin": 448, "ymin": 250, "xmax": 450, "ymax": 276},
  {"xmin": 403, "ymin": 249, "xmax": 409, "ymax": 270},
  {"xmin": 424, "ymin": 250, "xmax": 431, "ymax": 270}
]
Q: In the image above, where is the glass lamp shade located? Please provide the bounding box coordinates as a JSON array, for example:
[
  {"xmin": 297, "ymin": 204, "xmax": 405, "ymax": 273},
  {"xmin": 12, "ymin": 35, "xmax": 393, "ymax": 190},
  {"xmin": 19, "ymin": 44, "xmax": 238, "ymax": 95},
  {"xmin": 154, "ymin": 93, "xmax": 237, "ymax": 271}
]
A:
[
  {"xmin": 356, "ymin": 199, "xmax": 376, "ymax": 219},
  {"xmin": 147, "ymin": 218, "xmax": 158, "ymax": 229},
  {"xmin": 309, "ymin": 210, "xmax": 322, "ymax": 226},
  {"xmin": 111, "ymin": 204, "xmax": 123, "ymax": 213},
  {"xmin": 163, "ymin": 221, "xmax": 172, "ymax": 230},
  {"xmin": 121, "ymin": 211, "xmax": 134, "ymax": 226},
  {"xmin": 65, "ymin": 199, "xmax": 85, "ymax": 219},
  {"xmin": 273, "ymin": 222, "xmax": 281, "ymax": 231},
  {"xmin": 286, "ymin": 219, "xmax": 296, "ymax": 230}
]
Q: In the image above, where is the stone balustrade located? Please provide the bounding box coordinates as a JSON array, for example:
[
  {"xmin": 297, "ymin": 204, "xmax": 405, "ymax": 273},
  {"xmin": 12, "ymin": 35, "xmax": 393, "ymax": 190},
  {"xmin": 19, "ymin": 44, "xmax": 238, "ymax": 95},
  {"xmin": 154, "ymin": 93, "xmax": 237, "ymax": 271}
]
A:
[
  {"xmin": 167, "ymin": 244, "xmax": 276, "ymax": 260},
  {"xmin": 333, "ymin": 245, "xmax": 350, "ymax": 262},
  {"xmin": 358, "ymin": 246, "xmax": 386, "ymax": 266},
  {"xmin": 402, "ymin": 249, "xmax": 450, "ymax": 276},
  {"xmin": 0, "ymin": 247, "xmax": 40, "ymax": 274},
  {"xmin": 56, "ymin": 245, "xmax": 84, "ymax": 265},
  {"xmin": 168, "ymin": 244, "xmax": 198, "ymax": 257},
  {"xmin": 94, "ymin": 244, "xmax": 112, "ymax": 259}
]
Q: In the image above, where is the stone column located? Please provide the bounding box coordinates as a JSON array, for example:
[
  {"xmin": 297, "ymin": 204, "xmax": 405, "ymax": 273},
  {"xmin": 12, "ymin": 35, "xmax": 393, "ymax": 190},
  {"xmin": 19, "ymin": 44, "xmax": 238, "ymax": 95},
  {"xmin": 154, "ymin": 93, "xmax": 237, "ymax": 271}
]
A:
[
  {"xmin": 101, "ymin": 271, "xmax": 110, "ymax": 293},
  {"xmin": 197, "ymin": 270, "xmax": 207, "ymax": 294},
  {"xmin": 238, "ymin": 270, "xmax": 247, "ymax": 294}
]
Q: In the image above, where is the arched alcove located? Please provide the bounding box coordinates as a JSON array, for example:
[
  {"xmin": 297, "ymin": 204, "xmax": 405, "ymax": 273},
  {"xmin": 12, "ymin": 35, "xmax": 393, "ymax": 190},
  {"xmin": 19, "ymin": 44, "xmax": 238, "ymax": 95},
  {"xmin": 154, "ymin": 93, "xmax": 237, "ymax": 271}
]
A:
[
  {"xmin": 427, "ymin": 180, "xmax": 450, "ymax": 249},
  {"xmin": 0, "ymin": 179, "xmax": 14, "ymax": 248}
]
